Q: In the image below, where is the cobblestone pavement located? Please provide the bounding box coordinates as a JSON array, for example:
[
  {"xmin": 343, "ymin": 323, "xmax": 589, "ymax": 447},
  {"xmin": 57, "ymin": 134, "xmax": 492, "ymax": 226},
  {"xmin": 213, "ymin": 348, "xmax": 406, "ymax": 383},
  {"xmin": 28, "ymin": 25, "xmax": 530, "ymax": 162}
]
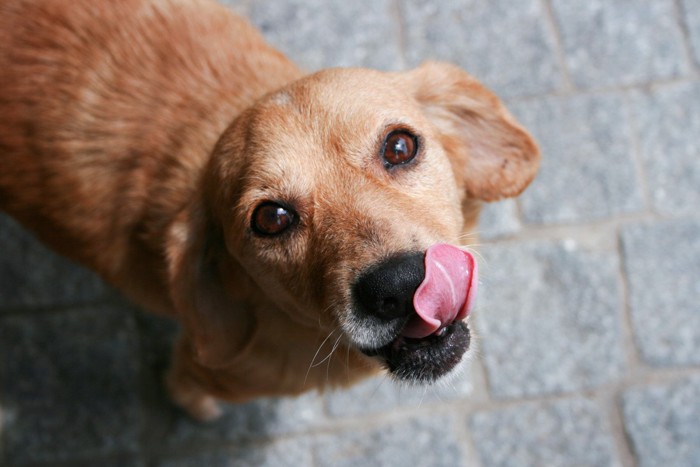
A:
[{"xmin": 1, "ymin": 0, "xmax": 699, "ymax": 466}]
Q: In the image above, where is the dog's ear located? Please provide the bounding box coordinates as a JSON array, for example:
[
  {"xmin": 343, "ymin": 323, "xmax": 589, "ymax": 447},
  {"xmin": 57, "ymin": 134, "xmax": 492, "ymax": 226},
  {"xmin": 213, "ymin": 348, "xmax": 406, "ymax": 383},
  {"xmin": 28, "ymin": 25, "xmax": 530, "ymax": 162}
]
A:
[
  {"xmin": 402, "ymin": 61, "xmax": 540, "ymax": 201},
  {"xmin": 166, "ymin": 200, "xmax": 257, "ymax": 369}
]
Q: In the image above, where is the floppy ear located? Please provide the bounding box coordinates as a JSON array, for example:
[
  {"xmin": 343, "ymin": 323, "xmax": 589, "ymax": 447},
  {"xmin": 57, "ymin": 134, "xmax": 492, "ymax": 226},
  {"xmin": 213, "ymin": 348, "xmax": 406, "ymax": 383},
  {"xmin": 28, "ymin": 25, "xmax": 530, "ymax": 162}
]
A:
[
  {"xmin": 166, "ymin": 200, "xmax": 257, "ymax": 369},
  {"xmin": 403, "ymin": 61, "xmax": 540, "ymax": 202}
]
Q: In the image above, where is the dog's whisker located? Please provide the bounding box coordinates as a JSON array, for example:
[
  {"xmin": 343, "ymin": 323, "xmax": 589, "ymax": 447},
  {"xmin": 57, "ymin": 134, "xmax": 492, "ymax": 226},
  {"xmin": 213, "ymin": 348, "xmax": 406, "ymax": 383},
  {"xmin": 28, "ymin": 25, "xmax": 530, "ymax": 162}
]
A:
[
  {"xmin": 345, "ymin": 340, "xmax": 352, "ymax": 383},
  {"xmin": 415, "ymin": 382, "xmax": 430, "ymax": 409},
  {"xmin": 455, "ymin": 237, "xmax": 488, "ymax": 266},
  {"xmin": 457, "ymin": 231, "xmax": 481, "ymax": 241},
  {"xmin": 304, "ymin": 328, "xmax": 339, "ymax": 385},
  {"xmin": 457, "ymin": 232, "xmax": 481, "ymax": 243},
  {"xmin": 312, "ymin": 333, "xmax": 342, "ymax": 369},
  {"xmin": 458, "ymin": 240, "xmax": 484, "ymax": 250},
  {"xmin": 464, "ymin": 247, "xmax": 487, "ymax": 266},
  {"xmin": 325, "ymin": 333, "xmax": 344, "ymax": 384},
  {"xmin": 467, "ymin": 248, "xmax": 487, "ymax": 265}
]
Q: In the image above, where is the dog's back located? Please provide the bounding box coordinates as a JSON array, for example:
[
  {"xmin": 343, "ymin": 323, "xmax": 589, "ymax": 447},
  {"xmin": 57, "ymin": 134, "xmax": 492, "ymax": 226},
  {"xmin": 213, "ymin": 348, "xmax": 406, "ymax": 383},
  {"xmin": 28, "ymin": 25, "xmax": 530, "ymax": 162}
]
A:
[{"xmin": 0, "ymin": 0, "xmax": 300, "ymax": 311}]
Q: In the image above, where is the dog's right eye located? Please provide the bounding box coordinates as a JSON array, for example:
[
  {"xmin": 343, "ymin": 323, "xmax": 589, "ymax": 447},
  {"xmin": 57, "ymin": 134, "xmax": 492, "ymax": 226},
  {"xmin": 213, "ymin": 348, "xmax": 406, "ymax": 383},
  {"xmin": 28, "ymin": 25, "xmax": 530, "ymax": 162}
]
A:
[{"xmin": 251, "ymin": 202, "xmax": 296, "ymax": 236}]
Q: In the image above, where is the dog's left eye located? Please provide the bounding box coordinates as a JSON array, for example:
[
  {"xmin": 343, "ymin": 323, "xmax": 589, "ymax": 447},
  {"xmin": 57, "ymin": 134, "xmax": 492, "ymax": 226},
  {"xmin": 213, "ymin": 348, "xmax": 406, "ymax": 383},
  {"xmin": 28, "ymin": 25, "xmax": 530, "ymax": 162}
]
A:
[
  {"xmin": 251, "ymin": 202, "xmax": 296, "ymax": 236},
  {"xmin": 382, "ymin": 130, "xmax": 418, "ymax": 167}
]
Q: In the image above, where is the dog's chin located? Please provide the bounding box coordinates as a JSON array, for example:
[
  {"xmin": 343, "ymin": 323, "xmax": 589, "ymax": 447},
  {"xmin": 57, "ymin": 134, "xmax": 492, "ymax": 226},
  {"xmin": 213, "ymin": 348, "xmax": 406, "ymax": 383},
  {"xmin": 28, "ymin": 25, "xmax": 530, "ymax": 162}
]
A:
[{"xmin": 358, "ymin": 321, "xmax": 471, "ymax": 383}]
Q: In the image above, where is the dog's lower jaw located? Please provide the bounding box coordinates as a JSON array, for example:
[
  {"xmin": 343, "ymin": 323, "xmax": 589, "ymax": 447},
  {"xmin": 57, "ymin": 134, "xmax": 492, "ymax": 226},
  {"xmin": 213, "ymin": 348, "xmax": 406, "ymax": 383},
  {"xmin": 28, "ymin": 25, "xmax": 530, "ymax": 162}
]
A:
[{"xmin": 360, "ymin": 321, "xmax": 471, "ymax": 384}]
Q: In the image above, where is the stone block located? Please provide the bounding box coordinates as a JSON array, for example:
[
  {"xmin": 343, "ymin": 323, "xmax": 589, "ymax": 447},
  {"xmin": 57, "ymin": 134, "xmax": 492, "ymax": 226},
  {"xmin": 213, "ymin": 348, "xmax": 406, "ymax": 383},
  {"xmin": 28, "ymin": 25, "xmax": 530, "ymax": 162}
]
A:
[
  {"xmin": 325, "ymin": 368, "xmax": 473, "ymax": 418},
  {"xmin": 0, "ymin": 306, "xmax": 141, "ymax": 464},
  {"xmin": 470, "ymin": 398, "xmax": 618, "ymax": 467},
  {"xmin": 158, "ymin": 437, "xmax": 313, "ymax": 467},
  {"xmin": 622, "ymin": 376, "xmax": 700, "ymax": 467},
  {"xmin": 478, "ymin": 200, "xmax": 521, "ymax": 240},
  {"xmin": 477, "ymin": 240, "xmax": 625, "ymax": 398},
  {"xmin": 621, "ymin": 220, "xmax": 700, "ymax": 366},
  {"xmin": 682, "ymin": 0, "xmax": 700, "ymax": 66},
  {"xmin": 551, "ymin": 0, "xmax": 689, "ymax": 88},
  {"xmin": 250, "ymin": 0, "xmax": 402, "ymax": 71},
  {"xmin": 631, "ymin": 82, "xmax": 700, "ymax": 217},
  {"xmin": 165, "ymin": 390, "xmax": 325, "ymax": 447},
  {"xmin": 315, "ymin": 413, "xmax": 470, "ymax": 467},
  {"xmin": 0, "ymin": 213, "xmax": 109, "ymax": 309},
  {"xmin": 403, "ymin": 0, "xmax": 563, "ymax": 98},
  {"xmin": 512, "ymin": 94, "xmax": 644, "ymax": 224}
]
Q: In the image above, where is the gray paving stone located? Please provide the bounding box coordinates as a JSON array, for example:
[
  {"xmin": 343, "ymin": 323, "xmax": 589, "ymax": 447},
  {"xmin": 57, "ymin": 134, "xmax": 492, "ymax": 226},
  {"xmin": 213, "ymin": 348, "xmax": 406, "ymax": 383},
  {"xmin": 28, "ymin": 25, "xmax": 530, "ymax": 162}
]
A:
[
  {"xmin": 512, "ymin": 94, "xmax": 644, "ymax": 224},
  {"xmin": 249, "ymin": 0, "xmax": 402, "ymax": 72},
  {"xmin": 683, "ymin": 0, "xmax": 700, "ymax": 67},
  {"xmin": 325, "ymin": 368, "xmax": 473, "ymax": 418},
  {"xmin": 621, "ymin": 220, "xmax": 700, "ymax": 366},
  {"xmin": 631, "ymin": 81, "xmax": 700, "ymax": 217},
  {"xmin": 477, "ymin": 240, "xmax": 625, "ymax": 398},
  {"xmin": 551, "ymin": 0, "xmax": 689, "ymax": 88},
  {"xmin": 159, "ymin": 452, "xmax": 238, "ymax": 467},
  {"xmin": 165, "ymin": 390, "xmax": 325, "ymax": 447},
  {"xmin": 130, "ymin": 310, "xmax": 181, "ymax": 450},
  {"xmin": 159, "ymin": 437, "xmax": 313, "ymax": 467},
  {"xmin": 0, "ymin": 306, "xmax": 141, "ymax": 464},
  {"xmin": 42, "ymin": 456, "xmax": 146, "ymax": 467},
  {"xmin": 134, "ymin": 309, "xmax": 179, "ymax": 371},
  {"xmin": 314, "ymin": 413, "xmax": 470, "ymax": 467},
  {"xmin": 479, "ymin": 200, "xmax": 522, "ymax": 240},
  {"xmin": 240, "ymin": 438, "xmax": 313, "ymax": 467},
  {"xmin": 470, "ymin": 398, "xmax": 619, "ymax": 467},
  {"xmin": 622, "ymin": 376, "xmax": 700, "ymax": 467},
  {"xmin": 402, "ymin": 0, "xmax": 563, "ymax": 98},
  {"xmin": 0, "ymin": 213, "xmax": 110, "ymax": 309}
]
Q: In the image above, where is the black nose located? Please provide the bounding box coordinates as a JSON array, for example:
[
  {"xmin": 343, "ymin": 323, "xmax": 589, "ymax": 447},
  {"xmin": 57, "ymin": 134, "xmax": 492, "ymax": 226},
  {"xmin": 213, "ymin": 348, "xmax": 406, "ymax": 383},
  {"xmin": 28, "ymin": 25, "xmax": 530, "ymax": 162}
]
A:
[{"xmin": 353, "ymin": 252, "xmax": 426, "ymax": 321}]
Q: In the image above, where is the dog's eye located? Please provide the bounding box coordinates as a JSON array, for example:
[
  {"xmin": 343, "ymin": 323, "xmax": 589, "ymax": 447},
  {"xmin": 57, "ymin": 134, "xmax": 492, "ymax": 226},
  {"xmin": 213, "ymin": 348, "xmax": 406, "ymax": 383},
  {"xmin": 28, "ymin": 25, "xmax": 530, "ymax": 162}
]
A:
[
  {"xmin": 382, "ymin": 130, "xmax": 418, "ymax": 167},
  {"xmin": 251, "ymin": 202, "xmax": 296, "ymax": 236}
]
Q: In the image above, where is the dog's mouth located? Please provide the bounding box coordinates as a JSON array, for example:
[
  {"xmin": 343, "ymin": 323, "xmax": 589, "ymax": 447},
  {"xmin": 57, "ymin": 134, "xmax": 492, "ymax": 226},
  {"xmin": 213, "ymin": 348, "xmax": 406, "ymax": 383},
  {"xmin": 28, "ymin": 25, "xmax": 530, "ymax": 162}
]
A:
[
  {"xmin": 353, "ymin": 244, "xmax": 478, "ymax": 383},
  {"xmin": 359, "ymin": 320, "xmax": 471, "ymax": 383}
]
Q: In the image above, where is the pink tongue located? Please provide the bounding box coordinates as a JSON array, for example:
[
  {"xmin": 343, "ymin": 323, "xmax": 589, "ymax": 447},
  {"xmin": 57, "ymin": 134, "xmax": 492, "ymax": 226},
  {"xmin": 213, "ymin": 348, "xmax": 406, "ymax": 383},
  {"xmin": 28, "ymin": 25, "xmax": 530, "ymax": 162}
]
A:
[{"xmin": 402, "ymin": 244, "xmax": 478, "ymax": 339}]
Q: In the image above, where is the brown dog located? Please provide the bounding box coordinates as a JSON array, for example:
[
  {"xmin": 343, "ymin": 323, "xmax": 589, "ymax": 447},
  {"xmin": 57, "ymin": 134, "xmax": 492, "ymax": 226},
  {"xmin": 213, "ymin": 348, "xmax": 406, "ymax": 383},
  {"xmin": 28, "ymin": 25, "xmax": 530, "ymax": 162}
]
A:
[{"xmin": 0, "ymin": 0, "xmax": 539, "ymax": 420}]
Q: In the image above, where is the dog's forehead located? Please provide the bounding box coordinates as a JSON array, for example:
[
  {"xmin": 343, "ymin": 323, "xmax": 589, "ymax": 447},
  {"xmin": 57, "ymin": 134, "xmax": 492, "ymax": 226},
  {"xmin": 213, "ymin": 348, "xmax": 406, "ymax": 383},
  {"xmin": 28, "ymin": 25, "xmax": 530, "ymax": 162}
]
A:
[
  {"xmin": 297, "ymin": 68, "xmax": 405, "ymax": 104},
  {"xmin": 262, "ymin": 68, "xmax": 415, "ymax": 127},
  {"xmin": 251, "ymin": 69, "xmax": 421, "ymax": 163}
]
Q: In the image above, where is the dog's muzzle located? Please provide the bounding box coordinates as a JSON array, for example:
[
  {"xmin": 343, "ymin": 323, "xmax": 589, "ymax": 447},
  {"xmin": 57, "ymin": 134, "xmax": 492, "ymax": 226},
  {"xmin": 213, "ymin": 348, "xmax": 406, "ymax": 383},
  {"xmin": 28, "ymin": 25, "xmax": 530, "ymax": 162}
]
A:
[{"xmin": 351, "ymin": 244, "xmax": 478, "ymax": 382}]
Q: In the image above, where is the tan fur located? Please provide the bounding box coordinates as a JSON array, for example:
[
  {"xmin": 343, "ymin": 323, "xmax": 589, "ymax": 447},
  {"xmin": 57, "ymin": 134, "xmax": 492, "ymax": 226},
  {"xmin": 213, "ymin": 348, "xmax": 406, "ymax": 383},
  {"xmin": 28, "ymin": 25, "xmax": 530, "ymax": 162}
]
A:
[{"xmin": 0, "ymin": 0, "xmax": 539, "ymax": 420}]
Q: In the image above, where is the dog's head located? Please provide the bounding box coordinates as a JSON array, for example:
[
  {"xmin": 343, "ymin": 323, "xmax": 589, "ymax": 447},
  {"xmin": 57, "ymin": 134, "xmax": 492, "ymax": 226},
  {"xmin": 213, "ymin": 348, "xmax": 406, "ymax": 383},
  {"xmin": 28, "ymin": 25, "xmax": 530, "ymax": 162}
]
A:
[{"xmin": 167, "ymin": 62, "xmax": 539, "ymax": 386}]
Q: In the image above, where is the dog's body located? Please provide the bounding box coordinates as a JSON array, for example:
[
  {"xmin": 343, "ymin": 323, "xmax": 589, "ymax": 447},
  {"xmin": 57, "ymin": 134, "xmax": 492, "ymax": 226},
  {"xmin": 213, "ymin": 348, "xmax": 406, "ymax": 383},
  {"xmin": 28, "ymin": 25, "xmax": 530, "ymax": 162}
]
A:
[{"xmin": 0, "ymin": 0, "xmax": 539, "ymax": 420}]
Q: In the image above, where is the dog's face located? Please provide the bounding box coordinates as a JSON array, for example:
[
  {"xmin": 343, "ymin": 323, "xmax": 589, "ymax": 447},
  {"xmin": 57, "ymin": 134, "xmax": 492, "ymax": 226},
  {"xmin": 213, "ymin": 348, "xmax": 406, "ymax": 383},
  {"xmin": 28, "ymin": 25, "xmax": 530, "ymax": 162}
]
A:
[{"xmin": 168, "ymin": 62, "xmax": 539, "ymax": 386}]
